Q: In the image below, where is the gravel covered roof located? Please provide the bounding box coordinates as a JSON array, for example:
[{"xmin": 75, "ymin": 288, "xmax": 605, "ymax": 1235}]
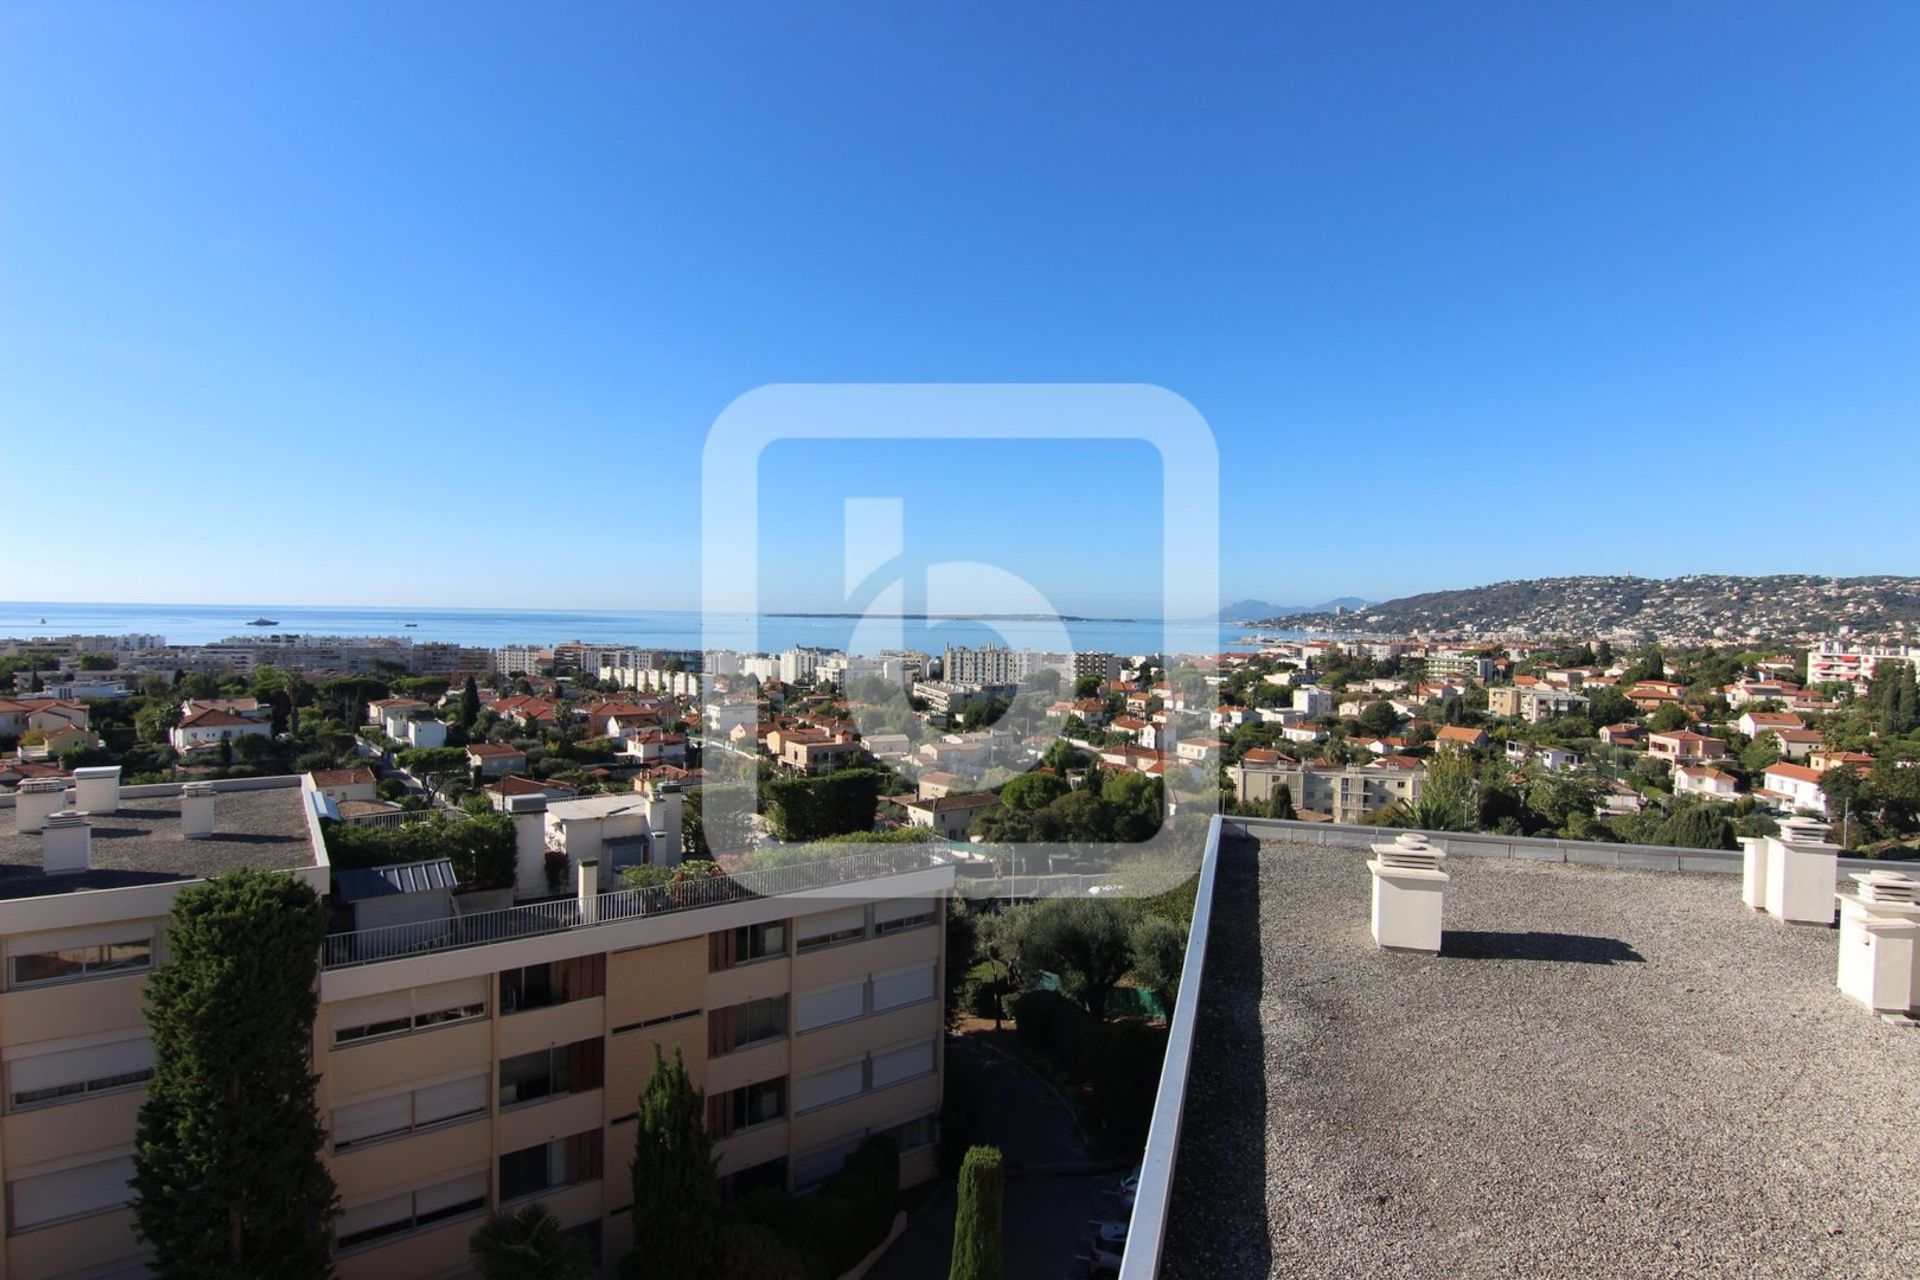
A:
[
  {"xmin": 1163, "ymin": 835, "xmax": 1920, "ymax": 1280},
  {"xmin": 0, "ymin": 784, "xmax": 317, "ymax": 898}
]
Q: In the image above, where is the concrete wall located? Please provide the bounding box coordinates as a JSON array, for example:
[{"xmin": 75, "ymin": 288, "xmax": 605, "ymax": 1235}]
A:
[{"xmin": 1227, "ymin": 816, "xmax": 1900, "ymax": 883}]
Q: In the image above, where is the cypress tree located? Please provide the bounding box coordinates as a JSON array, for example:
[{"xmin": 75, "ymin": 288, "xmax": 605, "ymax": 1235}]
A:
[
  {"xmin": 133, "ymin": 869, "xmax": 338, "ymax": 1279},
  {"xmin": 1267, "ymin": 783, "xmax": 1296, "ymax": 821},
  {"xmin": 948, "ymin": 1145, "xmax": 1004, "ymax": 1280},
  {"xmin": 626, "ymin": 1046, "xmax": 718, "ymax": 1279},
  {"xmin": 461, "ymin": 675, "xmax": 482, "ymax": 730}
]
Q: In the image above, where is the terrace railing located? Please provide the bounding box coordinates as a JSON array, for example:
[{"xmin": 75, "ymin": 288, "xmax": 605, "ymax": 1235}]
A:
[{"xmin": 322, "ymin": 843, "xmax": 951, "ymax": 969}]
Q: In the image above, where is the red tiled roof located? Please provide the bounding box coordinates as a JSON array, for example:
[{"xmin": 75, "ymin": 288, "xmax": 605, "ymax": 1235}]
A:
[
  {"xmin": 179, "ymin": 708, "xmax": 262, "ymax": 728},
  {"xmin": 309, "ymin": 767, "xmax": 375, "ymax": 788}
]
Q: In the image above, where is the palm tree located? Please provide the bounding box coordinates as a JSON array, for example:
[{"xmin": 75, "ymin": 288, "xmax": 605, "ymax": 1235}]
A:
[{"xmin": 469, "ymin": 1202, "xmax": 592, "ymax": 1280}]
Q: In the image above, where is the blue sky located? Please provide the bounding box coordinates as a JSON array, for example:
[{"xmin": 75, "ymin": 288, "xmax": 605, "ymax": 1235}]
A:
[{"xmin": 2, "ymin": 4, "xmax": 1915, "ymax": 616}]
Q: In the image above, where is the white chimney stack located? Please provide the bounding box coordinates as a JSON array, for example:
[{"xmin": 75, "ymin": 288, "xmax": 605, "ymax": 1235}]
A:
[
  {"xmin": 1368, "ymin": 832, "xmax": 1449, "ymax": 952},
  {"xmin": 179, "ymin": 782, "xmax": 216, "ymax": 840},
  {"xmin": 14, "ymin": 779, "xmax": 68, "ymax": 834},
  {"xmin": 41, "ymin": 811, "xmax": 92, "ymax": 875},
  {"xmin": 1739, "ymin": 834, "xmax": 1769, "ymax": 911},
  {"xmin": 1835, "ymin": 871, "xmax": 1920, "ymax": 1015},
  {"xmin": 72, "ymin": 765, "xmax": 122, "ymax": 816},
  {"xmin": 576, "ymin": 858, "xmax": 599, "ymax": 925},
  {"xmin": 1763, "ymin": 816, "xmax": 1838, "ymax": 925}
]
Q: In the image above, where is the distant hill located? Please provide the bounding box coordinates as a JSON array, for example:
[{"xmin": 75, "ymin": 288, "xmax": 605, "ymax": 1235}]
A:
[
  {"xmin": 1221, "ymin": 597, "xmax": 1368, "ymax": 623},
  {"xmin": 1263, "ymin": 574, "xmax": 1920, "ymax": 642}
]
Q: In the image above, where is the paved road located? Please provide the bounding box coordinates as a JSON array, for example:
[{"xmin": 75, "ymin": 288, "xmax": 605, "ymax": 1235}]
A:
[{"xmin": 868, "ymin": 1035, "xmax": 1125, "ymax": 1280}]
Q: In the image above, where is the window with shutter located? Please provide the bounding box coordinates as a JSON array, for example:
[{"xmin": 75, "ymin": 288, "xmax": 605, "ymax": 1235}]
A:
[
  {"xmin": 792, "ymin": 1060, "xmax": 864, "ymax": 1113},
  {"xmin": 332, "ymin": 1092, "xmax": 414, "ymax": 1150},
  {"xmin": 6, "ymin": 1035, "xmax": 154, "ymax": 1111},
  {"xmin": 6, "ymin": 1153, "xmax": 136, "ymax": 1231},
  {"xmin": 796, "ymin": 980, "xmax": 866, "ymax": 1032},
  {"xmin": 873, "ymin": 898, "xmax": 935, "ymax": 934},
  {"xmin": 870, "ymin": 1038, "xmax": 936, "ymax": 1089},
  {"xmin": 796, "ymin": 904, "xmax": 867, "ymax": 951},
  {"xmin": 870, "ymin": 963, "xmax": 936, "ymax": 1012},
  {"xmin": 415, "ymin": 1074, "xmax": 489, "ymax": 1127}
]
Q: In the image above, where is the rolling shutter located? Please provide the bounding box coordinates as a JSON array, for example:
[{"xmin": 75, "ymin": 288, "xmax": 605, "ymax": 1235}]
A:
[
  {"xmin": 870, "ymin": 1039, "xmax": 935, "ymax": 1089},
  {"xmin": 413, "ymin": 976, "xmax": 488, "ymax": 1020},
  {"xmin": 874, "ymin": 898, "xmax": 933, "ymax": 927},
  {"xmin": 332, "ymin": 1092, "xmax": 414, "ymax": 1149},
  {"xmin": 797, "ymin": 905, "xmax": 866, "ymax": 947},
  {"xmin": 792, "ymin": 1060, "xmax": 864, "ymax": 1113},
  {"xmin": 6, "ymin": 1036, "xmax": 153, "ymax": 1102},
  {"xmin": 870, "ymin": 963, "xmax": 936, "ymax": 1012},
  {"xmin": 7, "ymin": 1154, "xmax": 136, "ymax": 1230},
  {"xmin": 795, "ymin": 980, "xmax": 866, "ymax": 1032},
  {"xmin": 329, "ymin": 990, "xmax": 411, "ymax": 1039}
]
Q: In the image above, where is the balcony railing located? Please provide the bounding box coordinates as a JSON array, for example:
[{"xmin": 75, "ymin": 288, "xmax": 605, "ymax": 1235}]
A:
[{"xmin": 322, "ymin": 844, "xmax": 952, "ymax": 969}]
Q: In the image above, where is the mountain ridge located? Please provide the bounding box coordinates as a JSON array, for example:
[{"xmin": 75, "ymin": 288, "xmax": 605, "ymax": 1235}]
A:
[{"xmin": 1261, "ymin": 574, "xmax": 1920, "ymax": 642}]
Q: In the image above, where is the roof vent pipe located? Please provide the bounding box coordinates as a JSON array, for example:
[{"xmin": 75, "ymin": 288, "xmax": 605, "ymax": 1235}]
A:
[
  {"xmin": 1835, "ymin": 870, "xmax": 1920, "ymax": 1015},
  {"xmin": 1368, "ymin": 832, "xmax": 1449, "ymax": 952},
  {"xmin": 179, "ymin": 782, "xmax": 216, "ymax": 840}
]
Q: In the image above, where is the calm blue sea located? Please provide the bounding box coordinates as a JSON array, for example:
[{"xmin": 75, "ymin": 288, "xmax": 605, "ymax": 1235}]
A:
[{"xmin": 0, "ymin": 602, "xmax": 1293, "ymax": 657}]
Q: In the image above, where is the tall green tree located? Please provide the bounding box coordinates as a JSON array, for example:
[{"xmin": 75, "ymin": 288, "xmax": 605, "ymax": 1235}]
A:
[
  {"xmin": 627, "ymin": 1046, "xmax": 718, "ymax": 1280},
  {"xmin": 949, "ymin": 1146, "xmax": 1004, "ymax": 1280},
  {"xmin": 470, "ymin": 1203, "xmax": 591, "ymax": 1280},
  {"xmin": 1018, "ymin": 897, "xmax": 1133, "ymax": 1020},
  {"xmin": 1130, "ymin": 915, "xmax": 1186, "ymax": 1011},
  {"xmin": 1266, "ymin": 783, "xmax": 1296, "ymax": 821},
  {"xmin": 133, "ymin": 871, "xmax": 337, "ymax": 1279},
  {"xmin": 460, "ymin": 675, "xmax": 482, "ymax": 731}
]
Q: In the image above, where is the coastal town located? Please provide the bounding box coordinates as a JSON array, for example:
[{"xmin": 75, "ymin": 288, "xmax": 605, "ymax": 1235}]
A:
[{"xmin": 5, "ymin": 620, "xmax": 1916, "ymax": 860}]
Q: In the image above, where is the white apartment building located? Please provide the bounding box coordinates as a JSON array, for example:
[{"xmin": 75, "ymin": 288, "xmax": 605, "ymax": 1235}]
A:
[
  {"xmin": 941, "ymin": 646, "xmax": 1068, "ymax": 687},
  {"xmin": 1806, "ymin": 640, "xmax": 1918, "ymax": 687},
  {"xmin": 493, "ymin": 646, "xmax": 548, "ymax": 677},
  {"xmin": 0, "ymin": 772, "xmax": 954, "ymax": 1279}
]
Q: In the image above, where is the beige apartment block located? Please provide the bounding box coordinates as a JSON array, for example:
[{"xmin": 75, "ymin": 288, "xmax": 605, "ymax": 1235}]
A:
[{"xmin": 0, "ymin": 771, "xmax": 954, "ymax": 1280}]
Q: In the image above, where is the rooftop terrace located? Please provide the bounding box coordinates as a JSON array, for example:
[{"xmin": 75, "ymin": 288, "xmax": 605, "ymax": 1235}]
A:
[
  {"xmin": 1156, "ymin": 830, "xmax": 1920, "ymax": 1279},
  {"xmin": 0, "ymin": 782, "xmax": 316, "ymax": 899}
]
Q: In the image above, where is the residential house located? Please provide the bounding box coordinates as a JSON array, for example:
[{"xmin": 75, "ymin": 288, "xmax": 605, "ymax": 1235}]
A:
[
  {"xmin": 775, "ymin": 729, "xmax": 860, "ymax": 775},
  {"xmin": 405, "ymin": 719, "xmax": 448, "ymax": 750},
  {"xmin": 1759, "ymin": 762, "xmax": 1828, "ymax": 816},
  {"xmin": 1598, "ymin": 723, "xmax": 1645, "ymax": 748},
  {"xmin": 898, "ymin": 791, "xmax": 999, "ymax": 840},
  {"xmin": 18, "ymin": 724, "xmax": 102, "ymax": 762},
  {"xmin": 1175, "ymin": 738, "xmax": 1225, "ymax": 765},
  {"xmin": 169, "ymin": 707, "xmax": 273, "ymax": 754},
  {"xmin": 1766, "ymin": 727, "xmax": 1823, "ymax": 762},
  {"xmin": 1737, "ymin": 710, "xmax": 1803, "ymax": 739},
  {"xmin": 1647, "ymin": 730, "xmax": 1728, "ymax": 766},
  {"xmin": 486, "ymin": 774, "xmax": 579, "ymax": 811},
  {"xmin": 1674, "ymin": 765, "xmax": 1740, "ymax": 800},
  {"xmin": 1809, "ymin": 748, "xmax": 1874, "ymax": 774},
  {"xmin": 308, "ymin": 767, "xmax": 378, "ymax": 805},
  {"xmin": 1505, "ymin": 742, "xmax": 1583, "ymax": 772},
  {"xmin": 466, "ymin": 742, "xmax": 527, "ymax": 778},
  {"xmin": 622, "ymin": 730, "xmax": 689, "ymax": 767},
  {"xmin": 1433, "ymin": 725, "xmax": 1488, "ymax": 751},
  {"xmin": 1230, "ymin": 759, "xmax": 1426, "ymax": 824},
  {"xmin": 181, "ymin": 696, "xmax": 270, "ymax": 723}
]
